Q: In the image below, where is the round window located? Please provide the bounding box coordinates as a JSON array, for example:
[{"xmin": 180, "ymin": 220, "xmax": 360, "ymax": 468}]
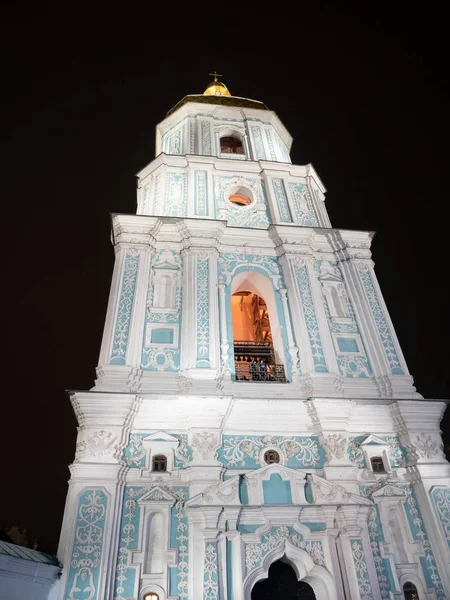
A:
[
  {"xmin": 227, "ymin": 184, "xmax": 254, "ymax": 208},
  {"xmin": 264, "ymin": 449, "xmax": 280, "ymax": 464}
]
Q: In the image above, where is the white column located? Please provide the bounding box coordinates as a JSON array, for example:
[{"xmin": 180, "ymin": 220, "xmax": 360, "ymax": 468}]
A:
[
  {"xmin": 277, "ymin": 254, "xmax": 315, "ymax": 374},
  {"xmin": 126, "ymin": 246, "xmax": 153, "ymax": 367},
  {"xmin": 218, "ymin": 283, "xmax": 231, "ymax": 379},
  {"xmin": 180, "ymin": 248, "xmax": 196, "ymax": 371},
  {"xmin": 97, "ymin": 244, "xmax": 127, "ymax": 366},
  {"xmin": 279, "ymin": 287, "xmax": 301, "ymax": 380}
]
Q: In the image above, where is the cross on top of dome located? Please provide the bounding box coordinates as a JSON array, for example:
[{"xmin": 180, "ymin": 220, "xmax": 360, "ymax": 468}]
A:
[{"xmin": 204, "ymin": 71, "xmax": 231, "ymax": 97}]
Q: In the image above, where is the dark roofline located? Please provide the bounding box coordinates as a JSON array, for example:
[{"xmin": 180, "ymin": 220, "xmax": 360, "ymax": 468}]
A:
[{"xmin": 166, "ymin": 94, "xmax": 269, "ymax": 116}]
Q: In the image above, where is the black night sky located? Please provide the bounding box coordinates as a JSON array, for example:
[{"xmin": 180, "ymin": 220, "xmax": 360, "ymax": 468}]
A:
[{"xmin": 2, "ymin": 5, "xmax": 449, "ymax": 554}]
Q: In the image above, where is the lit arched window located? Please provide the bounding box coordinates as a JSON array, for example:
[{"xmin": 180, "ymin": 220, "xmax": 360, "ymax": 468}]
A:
[
  {"xmin": 220, "ymin": 136, "xmax": 244, "ymax": 154},
  {"xmin": 144, "ymin": 594, "xmax": 159, "ymax": 600},
  {"xmin": 152, "ymin": 455, "xmax": 167, "ymax": 472},
  {"xmin": 370, "ymin": 456, "xmax": 385, "ymax": 473},
  {"xmin": 264, "ymin": 450, "xmax": 280, "ymax": 464},
  {"xmin": 403, "ymin": 581, "xmax": 419, "ymax": 599}
]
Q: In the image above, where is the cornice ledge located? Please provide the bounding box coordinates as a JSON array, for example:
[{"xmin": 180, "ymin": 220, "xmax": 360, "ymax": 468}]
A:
[
  {"xmin": 111, "ymin": 213, "xmax": 163, "ymax": 248},
  {"xmin": 69, "ymin": 390, "xmax": 141, "ymax": 428}
]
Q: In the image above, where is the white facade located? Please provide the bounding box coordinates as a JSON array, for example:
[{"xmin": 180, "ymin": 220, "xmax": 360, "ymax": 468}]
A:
[{"xmin": 56, "ymin": 83, "xmax": 450, "ymax": 600}]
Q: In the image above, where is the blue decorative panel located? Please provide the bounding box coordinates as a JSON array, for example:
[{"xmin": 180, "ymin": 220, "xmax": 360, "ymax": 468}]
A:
[
  {"xmin": 350, "ymin": 539, "xmax": 374, "ymax": 600},
  {"xmin": 356, "ymin": 265, "xmax": 404, "ymax": 374},
  {"xmin": 218, "ymin": 435, "xmax": 326, "ymax": 468},
  {"xmin": 151, "ymin": 328, "xmax": 174, "ymax": 344},
  {"xmin": 164, "ymin": 172, "xmax": 188, "ymax": 217},
  {"xmin": 250, "ymin": 125, "xmax": 266, "ymax": 159},
  {"xmin": 239, "ymin": 476, "xmax": 249, "ymax": 505},
  {"xmin": 201, "ymin": 120, "xmax": 212, "ymax": 155},
  {"xmin": 237, "ymin": 524, "xmax": 261, "ymax": 534},
  {"xmin": 404, "ymin": 486, "xmax": 445, "ymax": 597},
  {"xmin": 214, "ymin": 175, "xmax": 271, "ymax": 229},
  {"xmin": 314, "ymin": 259, "xmax": 373, "ymax": 378},
  {"xmin": 122, "ymin": 432, "xmax": 192, "ymax": 468},
  {"xmin": 195, "ymin": 170, "xmax": 208, "ymax": 216},
  {"xmin": 226, "ymin": 539, "xmax": 232, "ymax": 600},
  {"xmin": 167, "ymin": 126, "xmax": 184, "ymax": 155},
  {"xmin": 365, "ymin": 503, "xmax": 396, "ymax": 599},
  {"xmin": 142, "ymin": 184, "xmax": 149, "ymax": 213},
  {"xmin": 65, "ymin": 489, "xmax": 107, "ymax": 600},
  {"xmin": 272, "ymin": 178, "xmax": 292, "ymax": 223},
  {"xmin": 337, "ymin": 337, "xmax": 359, "ymax": 352},
  {"xmin": 114, "ymin": 485, "xmax": 189, "ymax": 600},
  {"xmin": 203, "ymin": 541, "xmax": 220, "ymax": 600},
  {"xmin": 264, "ymin": 129, "xmax": 276, "ymax": 160},
  {"xmin": 431, "ymin": 487, "xmax": 450, "ymax": 549},
  {"xmin": 244, "ymin": 526, "xmax": 325, "ymax": 575},
  {"xmin": 287, "ymin": 183, "xmax": 319, "ymax": 226},
  {"xmin": 110, "ymin": 251, "xmax": 139, "ymax": 365},
  {"xmin": 141, "ymin": 250, "xmax": 182, "ymax": 371},
  {"xmin": 152, "ymin": 173, "xmax": 161, "ymax": 214},
  {"xmin": 293, "ymin": 264, "xmax": 328, "ymax": 372},
  {"xmin": 263, "ymin": 473, "xmax": 292, "ymax": 504},
  {"xmin": 189, "ymin": 120, "xmax": 195, "ymax": 153},
  {"xmin": 196, "ymin": 257, "xmax": 210, "ymax": 367}
]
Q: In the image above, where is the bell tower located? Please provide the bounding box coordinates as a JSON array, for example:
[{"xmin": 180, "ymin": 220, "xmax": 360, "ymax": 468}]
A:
[{"xmin": 56, "ymin": 77, "xmax": 450, "ymax": 600}]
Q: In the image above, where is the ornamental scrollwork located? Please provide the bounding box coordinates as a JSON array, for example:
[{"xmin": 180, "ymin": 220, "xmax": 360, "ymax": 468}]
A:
[
  {"xmin": 323, "ymin": 434, "xmax": 347, "ymax": 460},
  {"xmin": 75, "ymin": 430, "xmax": 119, "ymax": 461},
  {"xmin": 65, "ymin": 489, "xmax": 107, "ymax": 600},
  {"xmin": 351, "ymin": 540, "xmax": 373, "ymax": 600},
  {"xmin": 203, "ymin": 543, "xmax": 219, "ymax": 600},
  {"xmin": 245, "ymin": 526, "xmax": 325, "ymax": 574},
  {"xmin": 221, "ymin": 435, "xmax": 322, "ymax": 468},
  {"xmin": 431, "ymin": 487, "xmax": 450, "ymax": 546},
  {"xmin": 412, "ymin": 433, "xmax": 441, "ymax": 459}
]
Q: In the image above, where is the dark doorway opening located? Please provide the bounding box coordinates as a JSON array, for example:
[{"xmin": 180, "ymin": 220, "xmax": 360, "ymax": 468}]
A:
[{"xmin": 251, "ymin": 559, "xmax": 316, "ymax": 600}]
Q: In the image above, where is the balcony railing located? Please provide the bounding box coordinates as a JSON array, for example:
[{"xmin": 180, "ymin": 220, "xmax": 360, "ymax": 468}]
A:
[{"xmin": 233, "ymin": 340, "xmax": 287, "ymax": 383}]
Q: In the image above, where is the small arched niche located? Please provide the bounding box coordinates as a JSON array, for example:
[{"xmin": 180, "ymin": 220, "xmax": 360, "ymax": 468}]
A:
[
  {"xmin": 143, "ymin": 513, "xmax": 165, "ymax": 574},
  {"xmin": 231, "ymin": 271, "xmax": 287, "ymax": 382}
]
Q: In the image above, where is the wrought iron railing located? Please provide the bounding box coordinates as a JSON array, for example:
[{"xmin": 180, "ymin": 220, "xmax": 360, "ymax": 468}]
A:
[{"xmin": 233, "ymin": 340, "xmax": 287, "ymax": 382}]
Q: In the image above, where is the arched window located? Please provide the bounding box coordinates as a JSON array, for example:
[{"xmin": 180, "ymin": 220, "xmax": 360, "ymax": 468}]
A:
[
  {"xmin": 403, "ymin": 582, "xmax": 419, "ymax": 599},
  {"xmin": 144, "ymin": 594, "xmax": 159, "ymax": 600},
  {"xmin": 220, "ymin": 136, "xmax": 244, "ymax": 154},
  {"xmin": 264, "ymin": 450, "xmax": 280, "ymax": 464},
  {"xmin": 152, "ymin": 455, "xmax": 167, "ymax": 472},
  {"xmin": 370, "ymin": 456, "xmax": 385, "ymax": 473}
]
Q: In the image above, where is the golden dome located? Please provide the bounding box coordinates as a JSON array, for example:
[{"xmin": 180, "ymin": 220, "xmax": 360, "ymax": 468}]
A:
[{"xmin": 203, "ymin": 71, "xmax": 231, "ymax": 97}]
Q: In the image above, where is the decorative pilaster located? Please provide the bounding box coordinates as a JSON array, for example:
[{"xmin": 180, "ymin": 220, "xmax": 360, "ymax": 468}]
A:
[
  {"xmin": 218, "ymin": 283, "xmax": 230, "ymax": 379},
  {"xmin": 279, "ymin": 287, "xmax": 301, "ymax": 379},
  {"xmin": 180, "ymin": 247, "xmax": 196, "ymax": 371},
  {"xmin": 203, "ymin": 541, "xmax": 221, "ymax": 600},
  {"xmin": 336, "ymin": 506, "xmax": 380, "ymax": 600}
]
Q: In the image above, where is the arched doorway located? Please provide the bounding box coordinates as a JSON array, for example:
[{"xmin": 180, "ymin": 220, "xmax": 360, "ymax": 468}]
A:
[{"xmin": 251, "ymin": 559, "xmax": 316, "ymax": 599}]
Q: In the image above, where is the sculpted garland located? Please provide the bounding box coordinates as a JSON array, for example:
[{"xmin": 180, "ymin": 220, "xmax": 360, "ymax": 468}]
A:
[
  {"xmin": 221, "ymin": 435, "xmax": 322, "ymax": 468},
  {"xmin": 245, "ymin": 526, "xmax": 325, "ymax": 574}
]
